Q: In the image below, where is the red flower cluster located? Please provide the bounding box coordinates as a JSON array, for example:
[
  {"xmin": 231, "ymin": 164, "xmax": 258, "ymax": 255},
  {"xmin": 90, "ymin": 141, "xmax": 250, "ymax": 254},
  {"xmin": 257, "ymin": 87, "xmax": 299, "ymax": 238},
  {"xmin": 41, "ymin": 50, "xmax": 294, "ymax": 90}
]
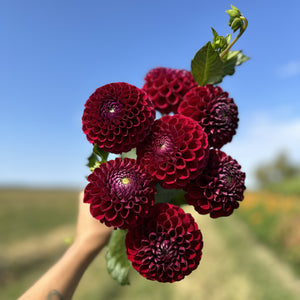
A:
[
  {"xmin": 126, "ymin": 203, "xmax": 203, "ymax": 282},
  {"xmin": 81, "ymin": 68, "xmax": 246, "ymax": 283}
]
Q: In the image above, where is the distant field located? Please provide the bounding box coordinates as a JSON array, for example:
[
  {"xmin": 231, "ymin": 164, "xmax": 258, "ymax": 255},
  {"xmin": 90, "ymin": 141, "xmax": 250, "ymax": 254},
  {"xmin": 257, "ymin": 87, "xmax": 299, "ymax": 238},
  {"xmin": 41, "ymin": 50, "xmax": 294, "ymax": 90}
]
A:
[
  {"xmin": 0, "ymin": 188, "xmax": 79, "ymax": 244},
  {"xmin": 237, "ymin": 190, "xmax": 300, "ymax": 275},
  {"xmin": 264, "ymin": 176, "xmax": 300, "ymax": 196},
  {"xmin": 0, "ymin": 188, "xmax": 299, "ymax": 300}
]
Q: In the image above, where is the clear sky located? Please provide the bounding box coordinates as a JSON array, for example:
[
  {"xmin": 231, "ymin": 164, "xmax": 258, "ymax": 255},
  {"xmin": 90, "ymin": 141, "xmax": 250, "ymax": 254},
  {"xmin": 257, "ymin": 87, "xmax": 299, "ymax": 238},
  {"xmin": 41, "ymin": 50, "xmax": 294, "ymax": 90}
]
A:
[{"xmin": 1, "ymin": 0, "xmax": 300, "ymax": 189}]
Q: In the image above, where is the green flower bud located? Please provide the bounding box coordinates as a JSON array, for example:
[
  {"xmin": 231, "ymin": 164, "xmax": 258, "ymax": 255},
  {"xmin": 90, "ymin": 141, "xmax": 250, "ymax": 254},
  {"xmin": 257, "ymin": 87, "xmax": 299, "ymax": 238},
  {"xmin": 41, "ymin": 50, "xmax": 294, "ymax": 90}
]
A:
[
  {"xmin": 228, "ymin": 16, "xmax": 235, "ymax": 26},
  {"xmin": 231, "ymin": 18, "xmax": 244, "ymax": 32},
  {"xmin": 214, "ymin": 36, "xmax": 227, "ymax": 51},
  {"xmin": 226, "ymin": 5, "xmax": 241, "ymax": 19},
  {"xmin": 211, "ymin": 28, "xmax": 230, "ymax": 52}
]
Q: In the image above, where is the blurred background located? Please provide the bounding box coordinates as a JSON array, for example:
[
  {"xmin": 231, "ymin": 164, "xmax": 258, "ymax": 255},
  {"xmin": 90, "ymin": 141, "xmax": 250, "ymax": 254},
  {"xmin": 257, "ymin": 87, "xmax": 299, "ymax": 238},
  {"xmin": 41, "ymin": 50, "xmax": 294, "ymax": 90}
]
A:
[{"xmin": 0, "ymin": 0, "xmax": 299, "ymax": 299}]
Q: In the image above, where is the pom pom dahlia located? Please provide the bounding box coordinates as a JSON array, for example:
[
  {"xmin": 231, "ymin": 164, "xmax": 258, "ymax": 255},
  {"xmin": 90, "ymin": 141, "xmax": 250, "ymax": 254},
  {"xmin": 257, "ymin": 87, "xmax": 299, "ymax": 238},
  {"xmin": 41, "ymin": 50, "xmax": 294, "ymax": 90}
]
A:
[
  {"xmin": 177, "ymin": 84, "xmax": 239, "ymax": 149},
  {"xmin": 84, "ymin": 157, "xmax": 156, "ymax": 229},
  {"xmin": 137, "ymin": 114, "xmax": 209, "ymax": 189},
  {"xmin": 82, "ymin": 82, "xmax": 155, "ymax": 154},
  {"xmin": 143, "ymin": 67, "xmax": 198, "ymax": 114},
  {"xmin": 185, "ymin": 149, "xmax": 246, "ymax": 218},
  {"xmin": 126, "ymin": 203, "xmax": 203, "ymax": 282}
]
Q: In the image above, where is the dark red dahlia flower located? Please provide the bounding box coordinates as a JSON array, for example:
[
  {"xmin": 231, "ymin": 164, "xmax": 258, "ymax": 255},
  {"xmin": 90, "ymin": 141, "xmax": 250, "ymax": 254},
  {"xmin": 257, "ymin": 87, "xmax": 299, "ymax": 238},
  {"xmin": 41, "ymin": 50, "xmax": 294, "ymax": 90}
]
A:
[
  {"xmin": 177, "ymin": 84, "xmax": 239, "ymax": 149},
  {"xmin": 126, "ymin": 203, "xmax": 203, "ymax": 282},
  {"xmin": 82, "ymin": 82, "xmax": 155, "ymax": 154},
  {"xmin": 142, "ymin": 67, "xmax": 198, "ymax": 114},
  {"xmin": 83, "ymin": 157, "xmax": 156, "ymax": 229},
  {"xmin": 185, "ymin": 149, "xmax": 246, "ymax": 218},
  {"xmin": 136, "ymin": 114, "xmax": 209, "ymax": 189}
]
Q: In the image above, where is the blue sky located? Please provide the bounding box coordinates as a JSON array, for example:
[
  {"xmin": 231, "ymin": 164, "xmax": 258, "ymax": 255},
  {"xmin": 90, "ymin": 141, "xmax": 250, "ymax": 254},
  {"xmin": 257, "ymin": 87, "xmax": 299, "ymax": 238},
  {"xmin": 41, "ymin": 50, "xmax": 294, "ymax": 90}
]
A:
[{"xmin": 1, "ymin": 0, "xmax": 300, "ymax": 188}]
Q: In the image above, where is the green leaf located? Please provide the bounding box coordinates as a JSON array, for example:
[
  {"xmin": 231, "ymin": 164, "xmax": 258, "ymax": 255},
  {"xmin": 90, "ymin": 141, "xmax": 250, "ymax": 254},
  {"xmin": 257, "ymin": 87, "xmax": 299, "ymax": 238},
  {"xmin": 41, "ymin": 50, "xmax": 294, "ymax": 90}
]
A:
[
  {"xmin": 86, "ymin": 145, "xmax": 109, "ymax": 172},
  {"xmin": 93, "ymin": 144, "xmax": 109, "ymax": 163},
  {"xmin": 235, "ymin": 51, "xmax": 250, "ymax": 66},
  {"xmin": 86, "ymin": 152, "xmax": 100, "ymax": 171},
  {"xmin": 211, "ymin": 27, "xmax": 218, "ymax": 41},
  {"xmin": 222, "ymin": 50, "xmax": 250, "ymax": 76},
  {"xmin": 222, "ymin": 51, "xmax": 240, "ymax": 76},
  {"xmin": 106, "ymin": 229, "xmax": 131, "ymax": 285},
  {"xmin": 191, "ymin": 42, "xmax": 224, "ymax": 86},
  {"xmin": 169, "ymin": 189, "xmax": 186, "ymax": 206},
  {"xmin": 155, "ymin": 184, "xmax": 181, "ymax": 204},
  {"xmin": 120, "ymin": 148, "xmax": 137, "ymax": 160}
]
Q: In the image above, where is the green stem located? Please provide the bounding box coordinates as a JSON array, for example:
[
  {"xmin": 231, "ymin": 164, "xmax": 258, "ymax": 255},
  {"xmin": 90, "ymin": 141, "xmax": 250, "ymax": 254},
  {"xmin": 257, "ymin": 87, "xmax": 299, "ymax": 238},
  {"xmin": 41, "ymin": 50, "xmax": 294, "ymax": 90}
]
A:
[{"xmin": 220, "ymin": 16, "xmax": 248, "ymax": 59}]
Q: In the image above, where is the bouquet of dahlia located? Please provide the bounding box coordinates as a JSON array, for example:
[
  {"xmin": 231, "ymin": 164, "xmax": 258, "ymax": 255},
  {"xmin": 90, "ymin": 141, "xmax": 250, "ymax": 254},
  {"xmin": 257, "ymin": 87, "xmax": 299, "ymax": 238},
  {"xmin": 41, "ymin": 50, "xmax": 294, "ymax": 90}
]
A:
[{"xmin": 82, "ymin": 5, "xmax": 248, "ymax": 284}]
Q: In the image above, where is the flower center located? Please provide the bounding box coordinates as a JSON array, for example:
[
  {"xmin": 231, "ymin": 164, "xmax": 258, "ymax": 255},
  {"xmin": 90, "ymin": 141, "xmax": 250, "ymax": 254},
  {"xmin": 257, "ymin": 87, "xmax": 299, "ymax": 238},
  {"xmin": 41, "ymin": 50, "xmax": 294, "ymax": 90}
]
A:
[
  {"xmin": 221, "ymin": 163, "xmax": 239, "ymax": 190},
  {"xmin": 109, "ymin": 107, "xmax": 116, "ymax": 113},
  {"xmin": 212, "ymin": 102, "xmax": 234, "ymax": 125},
  {"xmin": 121, "ymin": 177, "xmax": 130, "ymax": 185},
  {"xmin": 152, "ymin": 235, "xmax": 178, "ymax": 263},
  {"xmin": 227, "ymin": 175, "xmax": 232, "ymax": 183},
  {"xmin": 100, "ymin": 99, "xmax": 123, "ymax": 120},
  {"xmin": 110, "ymin": 169, "xmax": 141, "ymax": 200},
  {"xmin": 154, "ymin": 135, "xmax": 174, "ymax": 154}
]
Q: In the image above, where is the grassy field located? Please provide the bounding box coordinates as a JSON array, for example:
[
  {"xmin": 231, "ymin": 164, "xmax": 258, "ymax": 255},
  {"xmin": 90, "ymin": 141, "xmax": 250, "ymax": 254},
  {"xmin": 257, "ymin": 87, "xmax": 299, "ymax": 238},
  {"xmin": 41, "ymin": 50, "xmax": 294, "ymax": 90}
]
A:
[{"xmin": 0, "ymin": 188, "xmax": 299, "ymax": 300}]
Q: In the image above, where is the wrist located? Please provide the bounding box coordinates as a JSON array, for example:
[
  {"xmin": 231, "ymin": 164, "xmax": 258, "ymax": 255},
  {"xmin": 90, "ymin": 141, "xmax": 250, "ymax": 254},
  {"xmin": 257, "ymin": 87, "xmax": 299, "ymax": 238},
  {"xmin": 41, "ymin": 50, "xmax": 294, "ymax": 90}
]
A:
[{"xmin": 73, "ymin": 233, "xmax": 109, "ymax": 257}]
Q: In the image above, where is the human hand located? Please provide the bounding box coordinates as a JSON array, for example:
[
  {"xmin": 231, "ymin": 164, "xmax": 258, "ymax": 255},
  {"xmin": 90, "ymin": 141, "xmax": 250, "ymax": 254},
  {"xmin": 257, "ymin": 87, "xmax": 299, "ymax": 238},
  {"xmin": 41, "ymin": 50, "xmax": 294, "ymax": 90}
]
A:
[{"xmin": 75, "ymin": 191, "xmax": 113, "ymax": 254}]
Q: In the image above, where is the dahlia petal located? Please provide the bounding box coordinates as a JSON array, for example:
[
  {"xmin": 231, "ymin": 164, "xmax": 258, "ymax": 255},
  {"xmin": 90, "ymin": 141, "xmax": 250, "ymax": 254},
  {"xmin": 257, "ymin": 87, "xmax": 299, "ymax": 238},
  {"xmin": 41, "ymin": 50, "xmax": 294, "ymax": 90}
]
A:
[
  {"xmin": 164, "ymin": 174, "xmax": 177, "ymax": 184},
  {"xmin": 156, "ymin": 169, "xmax": 167, "ymax": 180},
  {"xmin": 105, "ymin": 209, "xmax": 118, "ymax": 221},
  {"xmin": 100, "ymin": 201, "xmax": 114, "ymax": 212},
  {"xmin": 175, "ymin": 157, "xmax": 186, "ymax": 169}
]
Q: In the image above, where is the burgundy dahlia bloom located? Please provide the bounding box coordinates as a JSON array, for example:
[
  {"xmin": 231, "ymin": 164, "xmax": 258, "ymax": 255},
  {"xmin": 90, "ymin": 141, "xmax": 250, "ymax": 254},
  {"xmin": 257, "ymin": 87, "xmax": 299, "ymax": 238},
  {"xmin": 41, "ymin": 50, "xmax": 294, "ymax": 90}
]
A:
[
  {"xmin": 125, "ymin": 203, "xmax": 203, "ymax": 282},
  {"xmin": 82, "ymin": 82, "xmax": 155, "ymax": 154},
  {"xmin": 137, "ymin": 114, "xmax": 209, "ymax": 189},
  {"xmin": 143, "ymin": 67, "xmax": 198, "ymax": 114},
  {"xmin": 84, "ymin": 157, "xmax": 156, "ymax": 229},
  {"xmin": 177, "ymin": 84, "xmax": 239, "ymax": 149},
  {"xmin": 185, "ymin": 149, "xmax": 246, "ymax": 218}
]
